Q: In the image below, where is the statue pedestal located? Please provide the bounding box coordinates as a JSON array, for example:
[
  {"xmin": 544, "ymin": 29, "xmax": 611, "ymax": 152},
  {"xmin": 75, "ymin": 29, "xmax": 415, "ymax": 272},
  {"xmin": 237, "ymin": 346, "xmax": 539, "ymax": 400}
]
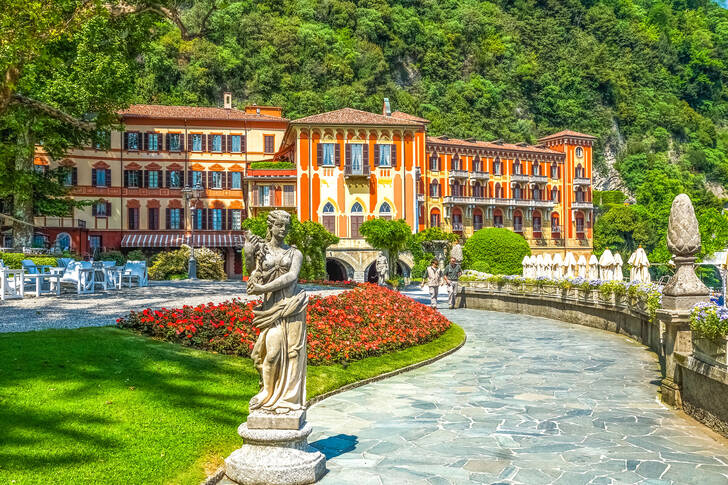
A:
[{"xmin": 224, "ymin": 411, "xmax": 326, "ymax": 485}]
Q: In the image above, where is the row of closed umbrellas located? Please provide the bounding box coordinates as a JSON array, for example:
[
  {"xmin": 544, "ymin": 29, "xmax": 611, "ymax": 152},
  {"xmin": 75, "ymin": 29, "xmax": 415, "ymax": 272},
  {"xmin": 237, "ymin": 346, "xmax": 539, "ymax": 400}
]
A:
[{"xmin": 522, "ymin": 247, "xmax": 651, "ymax": 283}]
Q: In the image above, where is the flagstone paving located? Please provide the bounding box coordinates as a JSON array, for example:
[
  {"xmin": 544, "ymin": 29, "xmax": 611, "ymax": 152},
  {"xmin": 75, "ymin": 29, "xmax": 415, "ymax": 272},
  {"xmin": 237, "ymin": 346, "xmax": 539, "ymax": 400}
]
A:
[{"xmin": 307, "ymin": 287, "xmax": 728, "ymax": 485}]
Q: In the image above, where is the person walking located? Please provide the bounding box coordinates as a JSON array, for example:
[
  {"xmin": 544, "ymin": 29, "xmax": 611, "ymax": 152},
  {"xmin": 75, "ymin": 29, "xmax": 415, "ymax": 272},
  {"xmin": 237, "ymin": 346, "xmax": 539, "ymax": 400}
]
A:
[
  {"xmin": 443, "ymin": 256, "xmax": 463, "ymax": 309},
  {"xmin": 421, "ymin": 258, "xmax": 443, "ymax": 309}
]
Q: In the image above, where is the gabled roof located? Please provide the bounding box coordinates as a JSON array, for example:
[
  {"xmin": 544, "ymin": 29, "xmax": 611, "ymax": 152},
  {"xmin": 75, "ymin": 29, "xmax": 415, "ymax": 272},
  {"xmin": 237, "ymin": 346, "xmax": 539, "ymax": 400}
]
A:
[
  {"xmin": 426, "ymin": 136, "xmax": 563, "ymax": 155},
  {"xmin": 391, "ymin": 111, "xmax": 430, "ymax": 124},
  {"xmin": 290, "ymin": 107, "xmax": 423, "ymax": 126},
  {"xmin": 119, "ymin": 104, "xmax": 287, "ymax": 122},
  {"xmin": 538, "ymin": 130, "xmax": 596, "ymax": 141}
]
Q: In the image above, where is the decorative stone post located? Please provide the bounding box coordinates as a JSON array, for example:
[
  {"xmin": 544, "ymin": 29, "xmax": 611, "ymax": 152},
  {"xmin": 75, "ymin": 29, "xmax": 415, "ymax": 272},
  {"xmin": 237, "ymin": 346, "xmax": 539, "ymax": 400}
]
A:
[{"xmin": 657, "ymin": 194, "xmax": 710, "ymax": 407}]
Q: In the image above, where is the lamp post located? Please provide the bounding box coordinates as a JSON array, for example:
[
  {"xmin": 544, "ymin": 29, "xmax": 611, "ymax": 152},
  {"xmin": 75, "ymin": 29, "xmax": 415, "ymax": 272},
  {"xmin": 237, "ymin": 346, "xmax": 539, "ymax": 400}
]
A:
[{"xmin": 182, "ymin": 183, "xmax": 203, "ymax": 279}]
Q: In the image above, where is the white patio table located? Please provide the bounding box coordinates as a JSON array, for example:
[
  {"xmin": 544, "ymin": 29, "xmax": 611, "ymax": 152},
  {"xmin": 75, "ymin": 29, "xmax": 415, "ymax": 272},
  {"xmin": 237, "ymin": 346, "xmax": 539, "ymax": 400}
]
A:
[
  {"xmin": 23, "ymin": 272, "xmax": 61, "ymax": 297},
  {"xmin": 0, "ymin": 269, "xmax": 24, "ymax": 301}
]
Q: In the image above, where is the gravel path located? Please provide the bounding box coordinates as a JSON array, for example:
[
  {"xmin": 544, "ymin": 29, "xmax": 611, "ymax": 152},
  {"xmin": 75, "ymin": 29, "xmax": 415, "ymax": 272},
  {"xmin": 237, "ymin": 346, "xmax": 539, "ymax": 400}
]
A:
[
  {"xmin": 0, "ymin": 280, "xmax": 342, "ymax": 333},
  {"xmin": 307, "ymin": 287, "xmax": 728, "ymax": 485}
]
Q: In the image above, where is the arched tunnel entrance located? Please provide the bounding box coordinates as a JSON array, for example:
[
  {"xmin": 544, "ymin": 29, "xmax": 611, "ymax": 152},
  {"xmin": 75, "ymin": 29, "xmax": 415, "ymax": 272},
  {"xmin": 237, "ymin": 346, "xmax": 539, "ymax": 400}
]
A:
[
  {"xmin": 326, "ymin": 258, "xmax": 349, "ymax": 281},
  {"xmin": 365, "ymin": 260, "xmax": 411, "ymax": 283}
]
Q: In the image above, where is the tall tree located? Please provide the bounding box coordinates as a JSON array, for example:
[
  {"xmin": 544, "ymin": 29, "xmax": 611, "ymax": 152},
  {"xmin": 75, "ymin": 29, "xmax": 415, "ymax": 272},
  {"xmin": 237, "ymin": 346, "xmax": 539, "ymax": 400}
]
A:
[{"xmin": 360, "ymin": 218, "xmax": 413, "ymax": 277}]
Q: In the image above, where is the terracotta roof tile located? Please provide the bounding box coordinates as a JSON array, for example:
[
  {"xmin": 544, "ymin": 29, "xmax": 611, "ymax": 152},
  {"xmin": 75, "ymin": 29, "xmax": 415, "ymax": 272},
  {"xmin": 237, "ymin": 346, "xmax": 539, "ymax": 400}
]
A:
[
  {"xmin": 391, "ymin": 111, "xmax": 430, "ymax": 123},
  {"xmin": 538, "ymin": 130, "xmax": 596, "ymax": 141},
  {"xmin": 119, "ymin": 104, "xmax": 287, "ymax": 122},
  {"xmin": 426, "ymin": 136, "xmax": 563, "ymax": 156},
  {"xmin": 291, "ymin": 108, "xmax": 423, "ymax": 126}
]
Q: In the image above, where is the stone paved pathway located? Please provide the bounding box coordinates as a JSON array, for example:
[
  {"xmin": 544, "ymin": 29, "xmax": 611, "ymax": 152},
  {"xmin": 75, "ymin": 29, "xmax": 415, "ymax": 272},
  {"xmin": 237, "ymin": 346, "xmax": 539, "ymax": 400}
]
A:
[{"xmin": 307, "ymin": 287, "xmax": 728, "ymax": 485}]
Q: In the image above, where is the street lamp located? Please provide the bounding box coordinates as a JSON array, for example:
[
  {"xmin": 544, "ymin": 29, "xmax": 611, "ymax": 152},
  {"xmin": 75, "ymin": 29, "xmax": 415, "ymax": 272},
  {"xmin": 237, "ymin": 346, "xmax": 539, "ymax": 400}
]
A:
[{"xmin": 182, "ymin": 183, "xmax": 203, "ymax": 279}]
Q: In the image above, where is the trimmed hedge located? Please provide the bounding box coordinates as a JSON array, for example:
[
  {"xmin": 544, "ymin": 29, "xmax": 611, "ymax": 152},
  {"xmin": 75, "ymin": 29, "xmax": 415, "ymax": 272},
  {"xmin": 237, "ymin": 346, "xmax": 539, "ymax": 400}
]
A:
[
  {"xmin": 0, "ymin": 253, "xmax": 58, "ymax": 269},
  {"xmin": 249, "ymin": 161, "xmax": 295, "ymax": 170},
  {"xmin": 463, "ymin": 228, "xmax": 530, "ymax": 275}
]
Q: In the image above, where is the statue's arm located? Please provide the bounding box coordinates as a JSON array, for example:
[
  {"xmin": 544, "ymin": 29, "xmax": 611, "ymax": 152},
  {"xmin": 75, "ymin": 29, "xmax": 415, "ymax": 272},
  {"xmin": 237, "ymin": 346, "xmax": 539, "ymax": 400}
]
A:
[{"xmin": 256, "ymin": 249, "xmax": 303, "ymax": 294}]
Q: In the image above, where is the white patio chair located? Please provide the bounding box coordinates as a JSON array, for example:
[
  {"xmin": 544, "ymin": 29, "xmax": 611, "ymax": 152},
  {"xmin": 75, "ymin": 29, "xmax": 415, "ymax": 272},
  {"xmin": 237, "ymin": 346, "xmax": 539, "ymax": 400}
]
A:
[
  {"xmin": 56, "ymin": 257, "xmax": 75, "ymax": 269},
  {"xmin": 21, "ymin": 259, "xmax": 52, "ymax": 275},
  {"xmin": 101, "ymin": 260, "xmax": 122, "ymax": 290},
  {"xmin": 121, "ymin": 261, "xmax": 148, "ymax": 287},
  {"xmin": 59, "ymin": 261, "xmax": 94, "ymax": 294},
  {"xmin": 1, "ymin": 263, "xmax": 24, "ymax": 301}
]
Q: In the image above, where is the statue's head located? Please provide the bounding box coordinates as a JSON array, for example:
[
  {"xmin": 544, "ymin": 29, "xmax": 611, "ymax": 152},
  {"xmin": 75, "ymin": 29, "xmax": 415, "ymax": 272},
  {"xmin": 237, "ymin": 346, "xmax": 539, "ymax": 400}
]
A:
[{"xmin": 266, "ymin": 210, "xmax": 291, "ymax": 242}]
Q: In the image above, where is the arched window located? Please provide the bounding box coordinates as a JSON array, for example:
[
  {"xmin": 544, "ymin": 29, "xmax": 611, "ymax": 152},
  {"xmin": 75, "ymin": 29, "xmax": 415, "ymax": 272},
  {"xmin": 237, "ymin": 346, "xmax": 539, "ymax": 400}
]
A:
[
  {"xmin": 350, "ymin": 202, "xmax": 364, "ymax": 238},
  {"xmin": 551, "ymin": 213, "xmax": 560, "ymax": 235},
  {"xmin": 550, "ymin": 163, "xmax": 559, "ymax": 179},
  {"xmin": 322, "ymin": 202, "xmax": 336, "ymax": 234},
  {"xmin": 533, "ymin": 211, "xmax": 542, "ymax": 236},
  {"xmin": 575, "ymin": 164, "xmax": 584, "ymax": 178},
  {"xmin": 55, "ymin": 232, "xmax": 71, "ymax": 251},
  {"xmin": 513, "ymin": 184, "xmax": 522, "ymax": 200},
  {"xmin": 551, "ymin": 186, "xmax": 560, "ymax": 202},
  {"xmin": 494, "ymin": 209, "xmax": 503, "ymax": 228},
  {"xmin": 575, "ymin": 187, "xmax": 585, "ymax": 202},
  {"xmin": 430, "ymin": 179, "xmax": 440, "ymax": 197},
  {"xmin": 473, "ymin": 209, "xmax": 483, "ymax": 230},
  {"xmin": 473, "ymin": 182, "xmax": 483, "ymax": 198},
  {"xmin": 429, "ymin": 153, "xmax": 439, "ymax": 171},
  {"xmin": 513, "ymin": 210, "xmax": 523, "ymax": 232},
  {"xmin": 451, "ymin": 207, "xmax": 463, "ymax": 232},
  {"xmin": 473, "ymin": 156, "xmax": 482, "ymax": 173},
  {"xmin": 533, "ymin": 163, "xmax": 540, "ymax": 176},
  {"xmin": 430, "ymin": 208, "xmax": 441, "ymax": 228},
  {"xmin": 495, "ymin": 183, "xmax": 502, "ymax": 199},
  {"xmin": 575, "ymin": 212, "xmax": 585, "ymax": 234},
  {"xmin": 379, "ymin": 202, "xmax": 392, "ymax": 220},
  {"xmin": 575, "ymin": 146, "xmax": 584, "ymax": 158},
  {"xmin": 493, "ymin": 159, "xmax": 501, "ymax": 175},
  {"xmin": 452, "ymin": 155, "xmax": 460, "ymax": 171},
  {"xmin": 513, "ymin": 160, "xmax": 521, "ymax": 175},
  {"xmin": 533, "ymin": 186, "xmax": 541, "ymax": 201}
]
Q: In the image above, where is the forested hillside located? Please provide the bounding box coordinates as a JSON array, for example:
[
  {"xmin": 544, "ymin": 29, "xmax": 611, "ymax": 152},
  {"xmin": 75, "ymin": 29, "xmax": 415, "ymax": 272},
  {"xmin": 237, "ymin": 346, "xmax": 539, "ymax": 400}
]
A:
[{"xmin": 131, "ymin": 0, "xmax": 728, "ymax": 265}]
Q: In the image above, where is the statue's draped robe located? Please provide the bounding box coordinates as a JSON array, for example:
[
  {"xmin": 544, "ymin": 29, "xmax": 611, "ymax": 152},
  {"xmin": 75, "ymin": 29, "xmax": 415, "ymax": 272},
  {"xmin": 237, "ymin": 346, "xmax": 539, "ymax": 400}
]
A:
[{"xmin": 250, "ymin": 246, "xmax": 308, "ymax": 411}]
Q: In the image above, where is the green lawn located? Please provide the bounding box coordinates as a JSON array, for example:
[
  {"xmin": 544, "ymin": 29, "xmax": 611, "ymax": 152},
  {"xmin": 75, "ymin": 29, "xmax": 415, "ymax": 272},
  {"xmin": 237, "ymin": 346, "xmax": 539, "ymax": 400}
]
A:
[{"xmin": 0, "ymin": 324, "xmax": 464, "ymax": 485}]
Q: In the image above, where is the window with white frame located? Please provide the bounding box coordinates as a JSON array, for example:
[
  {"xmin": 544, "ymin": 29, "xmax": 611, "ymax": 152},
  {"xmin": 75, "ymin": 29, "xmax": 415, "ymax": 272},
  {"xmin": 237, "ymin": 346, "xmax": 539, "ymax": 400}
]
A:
[
  {"xmin": 148, "ymin": 170, "xmax": 160, "ymax": 189},
  {"xmin": 231, "ymin": 172, "xmax": 242, "ymax": 189},
  {"xmin": 192, "ymin": 134, "xmax": 203, "ymax": 151},
  {"xmin": 321, "ymin": 143, "xmax": 335, "ymax": 166},
  {"xmin": 168, "ymin": 134, "xmax": 182, "ymax": 151},
  {"xmin": 211, "ymin": 135, "xmax": 222, "ymax": 152},
  {"xmin": 169, "ymin": 208, "xmax": 182, "ymax": 229},
  {"xmin": 231, "ymin": 209, "xmax": 242, "ymax": 230},
  {"xmin": 350, "ymin": 144, "xmax": 363, "ymax": 174},
  {"xmin": 231, "ymin": 135, "xmax": 242, "ymax": 153},
  {"xmin": 379, "ymin": 202, "xmax": 392, "ymax": 220},
  {"xmin": 212, "ymin": 208, "xmax": 223, "ymax": 230},
  {"xmin": 378, "ymin": 144, "xmax": 391, "ymax": 167},
  {"xmin": 127, "ymin": 132, "xmax": 139, "ymax": 150},
  {"xmin": 211, "ymin": 172, "xmax": 223, "ymax": 189}
]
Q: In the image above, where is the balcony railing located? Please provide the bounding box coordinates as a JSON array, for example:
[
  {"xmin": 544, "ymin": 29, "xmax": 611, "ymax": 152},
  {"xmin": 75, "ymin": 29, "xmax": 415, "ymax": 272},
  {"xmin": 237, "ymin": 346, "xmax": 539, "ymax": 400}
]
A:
[
  {"xmin": 471, "ymin": 171, "xmax": 489, "ymax": 180},
  {"xmin": 573, "ymin": 177, "xmax": 591, "ymax": 186},
  {"xmin": 533, "ymin": 199, "xmax": 555, "ymax": 208},
  {"xmin": 572, "ymin": 201, "xmax": 593, "ymax": 209},
  {"xmin": 532, "ymin": 174, "xmax": 549, "ymax": 184},
  {"xmin": 513, "ymin": 199, "xmax": 533, "ymax": 207},
  {"xmin": 417, "ymin": 194, "xmax": 425, "ymax": 202},
  {"xmin": 452, "ymin": 222, "xmax": 464, "ymax": 232},
  {"xmin": 450, "ymin": 169, "xmax": 469, "ymax": 178},
  {"xmin": 35, "ymin": 216, "xmax": 87, "ymax": 228},
  {"xmin": 250, "ymin": 193, "xmax": 296, "ymax": 208},
  {"xmin": 443, "ymin": 195, "xmax": 475, "ymax": 205},
  {"xmin": 511, "ymin": 174, "xmax": 529, "ymax": 182}
]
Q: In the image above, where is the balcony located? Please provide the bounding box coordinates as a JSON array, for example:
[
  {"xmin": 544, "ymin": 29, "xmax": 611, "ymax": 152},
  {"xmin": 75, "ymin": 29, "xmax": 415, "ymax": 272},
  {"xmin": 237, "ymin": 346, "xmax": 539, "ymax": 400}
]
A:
[
  {"xmin": 511, "ymin": 173, "xmax": 529, "ymax": 183},
  {"xmin": 572, "ymin": 201, "xmax": 593, "ymax": 209},
  {"xmin": 35, "ymin": 216, "xmax": 87, "ymax": 229},
  {"xmin": 443, "ymin": 196, "xmax": 475, "ymax": 205},
  {"xmin": 450, "ymin": 169, "xmax": 469, "ymax": 179},
  {"xmin": 452, "ymin": 222, "xmax": 464, "ymax": 232},
  {"xmin": 249, "ymin": 192, "xmax": 296, "ymax": 208},
  {"xmin": 574, "ymin": 177, "xmax": 591, "ymax": 186},
  {"xmin": 417, "ymin": 194, "xmax": 425, "ymax": 202},
  {"xmin": 531, "ymin": 174, "xmax": 549, "ymax": 184},
  {"xmin": 533, "ymin": 199, "xmax": 556, "ymax": 208},
  {"xmin": 471, "ymin": 171, "xmax": 489, "ymax": 181},
  {"xmin": 344, "ymin": 166, "xmax": 370, "ymax": 178},
  {"xmin": 246, "ymin": 168, "xmax": 296, "ymax": 180},
  {"xmin": 513, "ymin": 199, "xmax": 533, "ymax": 207}
]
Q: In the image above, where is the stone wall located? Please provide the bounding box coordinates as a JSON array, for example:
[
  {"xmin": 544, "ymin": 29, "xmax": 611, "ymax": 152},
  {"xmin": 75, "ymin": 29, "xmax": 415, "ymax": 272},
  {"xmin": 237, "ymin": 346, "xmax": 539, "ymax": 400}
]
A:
[{"xmin": 459, "ymin": 282, "xmax": 728, "ymax": 438}]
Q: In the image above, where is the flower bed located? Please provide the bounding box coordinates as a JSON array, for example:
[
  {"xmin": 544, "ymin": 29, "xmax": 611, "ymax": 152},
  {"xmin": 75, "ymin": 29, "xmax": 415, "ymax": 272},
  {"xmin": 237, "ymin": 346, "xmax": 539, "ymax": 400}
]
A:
[
  {"xmin": 298, "ymin": 279, "xmax": 358, "ymax": 288},
  {"xmin": 690, "ymin": 302, "xmax": 728, "ymax": 341},
  {"xmin": 116, "ymin": 283, "xmax": 451, "ymax": 365},
  {"xmin": 460, "ymin": 271, "xmax": 663, "ymax": 322}
]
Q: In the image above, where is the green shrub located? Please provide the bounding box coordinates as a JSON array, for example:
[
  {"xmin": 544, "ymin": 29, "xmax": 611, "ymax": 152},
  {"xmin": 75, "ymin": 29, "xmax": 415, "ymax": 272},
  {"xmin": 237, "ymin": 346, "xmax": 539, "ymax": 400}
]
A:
[
  {"xmin": 149, "ymin": 245, "xmax": 226, "ymax": 280},
  {"xmin": 248, "ymin": 161, "xmax": 296, "ymax": 170},
  {"xmin": 98, "ymin": 250, "xmax": 125, "ymax": 266},
  {"xmin": 0, "ymin": 253, "xmax": 58, "ymax": 269},
  {"xmin": 462, "ymin": 228, "xmax": 531, "ymax": 275},
  {"xmin": 125, "ymin": 249, "xmax": 146, "ymax": 262}
]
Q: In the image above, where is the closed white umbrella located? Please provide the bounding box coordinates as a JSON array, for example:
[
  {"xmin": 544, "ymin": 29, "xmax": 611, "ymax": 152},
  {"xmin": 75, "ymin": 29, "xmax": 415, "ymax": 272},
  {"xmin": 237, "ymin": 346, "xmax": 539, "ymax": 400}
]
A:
[
  {"xmin": 564, "ymin": 252, "xmax": 578, "ymax": 278},
  {"xmin": 535, "ymin": 254, "xmax": 544, "ymax": 278},
  {"xmin": 628, "ymin": 250, "xmax": 639, "ymax": 282},
  {"xmin": 630, "ymin": 246, "xmax": 650, "ymax": 283},
  {"xmin": 613, "ymin": 253, "xmax": 624, "ymax": 281},
  {"xmin": 577, "ymin": 255, "xmax": 587, "ymax": 278},
  {"xmin": 588, "ymin": 254, "xmax": 599, "ymax": 280},
  {"xmin": 552, "ymin": 253, "xmax": 564, "ymax": 279},
  {"xmin": 542, "ymin": 253, "xmax": 553, "ymax": 279},
  {"xmin": 599, "ymin": 249, "xmax": 615, "ymax": 281},
  {"xmin": 522, "ymin": 255, "xmax": 531, "ymax": 278}
]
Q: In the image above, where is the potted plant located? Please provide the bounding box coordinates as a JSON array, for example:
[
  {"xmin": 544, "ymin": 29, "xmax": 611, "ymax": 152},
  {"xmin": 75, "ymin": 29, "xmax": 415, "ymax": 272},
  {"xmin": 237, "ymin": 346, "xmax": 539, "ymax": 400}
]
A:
[{"xmin": 690, "ymin": 303, "xmax": 728, "ymax": 369}]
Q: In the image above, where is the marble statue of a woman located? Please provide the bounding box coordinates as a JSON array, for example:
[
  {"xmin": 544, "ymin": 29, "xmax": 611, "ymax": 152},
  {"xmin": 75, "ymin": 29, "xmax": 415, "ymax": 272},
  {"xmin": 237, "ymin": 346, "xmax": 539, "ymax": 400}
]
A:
[{"xmin": 244, "ymin": 210, "xmax": 307, "ymax": 413}]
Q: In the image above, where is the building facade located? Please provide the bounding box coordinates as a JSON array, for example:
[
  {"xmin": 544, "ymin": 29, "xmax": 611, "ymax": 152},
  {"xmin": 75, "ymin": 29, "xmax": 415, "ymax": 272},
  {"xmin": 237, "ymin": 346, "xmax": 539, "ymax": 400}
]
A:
[
  {"xmin": 32, "ymin": 97, "xmax": 593, "ymax": 279},
  {"xmin": 276, "ymin": 104, "xmax": 425, "ymax": 281},
  {"xmin": 419, "ymin": 130, "xmax": 594, "ymax": 256},
  {"xmin": 34, "ymin": 95, "xmax": 288, "ymax": 275}
]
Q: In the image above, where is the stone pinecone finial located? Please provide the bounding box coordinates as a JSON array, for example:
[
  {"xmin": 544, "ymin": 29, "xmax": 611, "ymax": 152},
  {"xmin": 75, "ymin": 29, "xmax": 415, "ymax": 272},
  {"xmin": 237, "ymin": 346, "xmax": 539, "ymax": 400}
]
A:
[{"xmin": 666, "ymin": 193, "xmax": 701, "ymax": 258}]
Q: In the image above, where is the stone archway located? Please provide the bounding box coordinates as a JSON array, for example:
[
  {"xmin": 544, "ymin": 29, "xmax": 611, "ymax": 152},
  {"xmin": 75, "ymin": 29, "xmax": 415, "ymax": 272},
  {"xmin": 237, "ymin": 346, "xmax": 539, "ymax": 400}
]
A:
[{"xmin": 326, "ymin": 258, "xmax": 351, "ymax": 281}]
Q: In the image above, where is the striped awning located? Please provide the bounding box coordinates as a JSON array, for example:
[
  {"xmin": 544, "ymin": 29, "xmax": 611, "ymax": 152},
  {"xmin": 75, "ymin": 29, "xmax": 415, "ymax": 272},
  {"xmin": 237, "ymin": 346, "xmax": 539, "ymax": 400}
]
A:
[{"xmin": 121, "ymin": 233, "xmax": 244, "ymax": 248}]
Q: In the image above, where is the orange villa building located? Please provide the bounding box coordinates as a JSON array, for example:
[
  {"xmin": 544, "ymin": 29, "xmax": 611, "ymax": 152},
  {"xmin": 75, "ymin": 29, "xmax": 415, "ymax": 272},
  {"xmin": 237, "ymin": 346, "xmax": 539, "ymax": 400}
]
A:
[{"xmin": 32, "ymin": 96, "xmax": 593, "ymax": 279}]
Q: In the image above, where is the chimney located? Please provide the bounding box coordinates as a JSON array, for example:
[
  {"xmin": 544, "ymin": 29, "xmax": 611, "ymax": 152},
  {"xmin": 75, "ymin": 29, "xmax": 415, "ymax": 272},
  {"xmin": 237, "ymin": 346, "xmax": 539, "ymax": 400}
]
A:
[
  {"xmin": 382, "ymin": 98, "xmax": 391, "ymax": 116},
  {"xmin": 223, "ymin": 92, "xmax": 232, "ymax": 109}
]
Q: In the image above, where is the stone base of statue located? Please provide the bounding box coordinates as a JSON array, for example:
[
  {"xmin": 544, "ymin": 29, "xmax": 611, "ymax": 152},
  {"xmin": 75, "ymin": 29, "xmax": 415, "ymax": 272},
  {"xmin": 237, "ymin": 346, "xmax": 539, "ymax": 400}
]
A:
[{"xmin": 224, "ymin": 410, "xmax": 326, "ymax": 485}]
